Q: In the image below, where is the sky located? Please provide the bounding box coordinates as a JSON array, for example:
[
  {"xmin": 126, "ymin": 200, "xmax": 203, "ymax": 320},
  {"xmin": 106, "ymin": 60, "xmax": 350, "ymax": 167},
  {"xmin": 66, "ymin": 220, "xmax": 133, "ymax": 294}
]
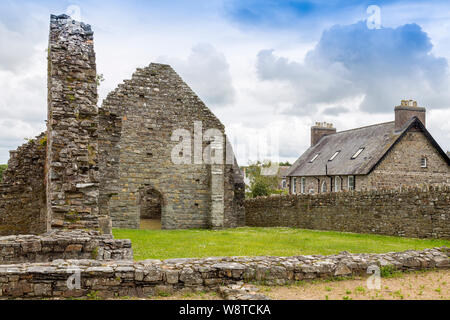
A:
[{"xmin": 0, "ymin": 0, "xmax": 449, "ymax": 165}]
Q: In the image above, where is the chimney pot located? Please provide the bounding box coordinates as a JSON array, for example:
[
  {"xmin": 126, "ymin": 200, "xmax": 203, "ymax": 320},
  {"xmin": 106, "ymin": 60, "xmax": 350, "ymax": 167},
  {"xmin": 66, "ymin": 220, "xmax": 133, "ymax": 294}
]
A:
[
  {"xmin": 311, "ymin": 122, "xmax": 336, "ymax": 146},
  {"xmin": 394, "ymin": 100, "xmax": 426, "ymax": 131}
]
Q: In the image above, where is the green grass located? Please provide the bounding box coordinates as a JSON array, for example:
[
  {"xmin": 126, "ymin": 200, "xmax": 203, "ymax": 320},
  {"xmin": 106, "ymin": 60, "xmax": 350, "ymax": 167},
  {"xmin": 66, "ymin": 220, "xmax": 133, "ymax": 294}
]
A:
[{"xmin": 112, "ymin": 227, "xmax": 450, "ymax": 261}]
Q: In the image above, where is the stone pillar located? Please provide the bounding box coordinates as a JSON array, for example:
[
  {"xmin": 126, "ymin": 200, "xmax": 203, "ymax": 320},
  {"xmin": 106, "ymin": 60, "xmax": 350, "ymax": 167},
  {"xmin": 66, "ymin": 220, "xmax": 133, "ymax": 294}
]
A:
[{"xmin": 46, "ymin": 14, "xmax": 104, "ymax": 232}]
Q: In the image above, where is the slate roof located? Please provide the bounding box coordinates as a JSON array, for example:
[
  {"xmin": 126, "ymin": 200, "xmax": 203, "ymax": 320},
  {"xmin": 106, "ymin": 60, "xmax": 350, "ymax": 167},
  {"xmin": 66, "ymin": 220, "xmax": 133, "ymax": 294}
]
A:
[{"xmin": 287, "ymin": 117, "xmax": 450, "ymax": 177}]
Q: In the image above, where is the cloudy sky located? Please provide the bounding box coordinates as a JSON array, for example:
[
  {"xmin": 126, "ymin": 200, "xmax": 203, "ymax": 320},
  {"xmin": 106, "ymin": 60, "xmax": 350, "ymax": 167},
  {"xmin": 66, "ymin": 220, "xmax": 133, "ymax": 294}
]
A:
[{"xmin": 1, "ymin": 0, "xmax": 449, "ymax": 165}]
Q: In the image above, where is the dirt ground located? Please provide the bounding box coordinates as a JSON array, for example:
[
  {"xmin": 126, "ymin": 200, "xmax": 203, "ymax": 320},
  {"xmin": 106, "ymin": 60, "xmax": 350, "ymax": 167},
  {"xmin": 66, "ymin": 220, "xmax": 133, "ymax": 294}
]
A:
[
  {"xmin": 149, "ymin": 269, "xmax": 449, "ymax": 300},
  {"xmin": 258, "ymin": 269, "xmax": 449, "ymax": 300},
  {"xmin": 140, "ymin": 219, "xmax": 161, "ymax": 230}
]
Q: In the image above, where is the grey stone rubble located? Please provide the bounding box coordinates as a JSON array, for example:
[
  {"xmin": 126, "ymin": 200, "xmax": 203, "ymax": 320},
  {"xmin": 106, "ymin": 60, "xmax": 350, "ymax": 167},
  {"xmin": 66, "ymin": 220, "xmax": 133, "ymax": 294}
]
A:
[
  {"xmin": 0, "ymin": 247, "xmax": 447, "ymax": 299},
  {"xmin": 0, "ymin": 230, "xmax": 132, "ymax": 265}
]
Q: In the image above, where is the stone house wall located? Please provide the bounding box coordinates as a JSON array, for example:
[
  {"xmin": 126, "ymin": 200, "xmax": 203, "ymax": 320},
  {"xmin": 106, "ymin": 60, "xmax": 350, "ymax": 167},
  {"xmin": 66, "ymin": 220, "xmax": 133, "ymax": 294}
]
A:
[
  {"xmin": 288, "ymin": 128, "xmax": 450, "ymax": 194},
  {"xmin": 245, "ymin": 184, "xmax": 450, "ymax": 239},
  {"xmin": 359, "ymin": 130, "xmax": 450, "ymax": 190},
  {"xmin": 0, "ymin": 134, "xmax": 47, "ymax": 236},
  {"xmin": 99, "ymin": 64, "xmax": 245, "ymax": 229}
]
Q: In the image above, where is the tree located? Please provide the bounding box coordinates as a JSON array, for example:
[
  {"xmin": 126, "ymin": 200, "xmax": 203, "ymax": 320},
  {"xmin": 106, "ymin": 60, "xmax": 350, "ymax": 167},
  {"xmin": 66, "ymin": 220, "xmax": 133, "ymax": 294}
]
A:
[
  {"xmin": 246, "ymin": 160, "xmax": 282, "ymax": 198},
  {"xmin": 0, "ymin": 164, "xmax": 7, "ymax": 181}
]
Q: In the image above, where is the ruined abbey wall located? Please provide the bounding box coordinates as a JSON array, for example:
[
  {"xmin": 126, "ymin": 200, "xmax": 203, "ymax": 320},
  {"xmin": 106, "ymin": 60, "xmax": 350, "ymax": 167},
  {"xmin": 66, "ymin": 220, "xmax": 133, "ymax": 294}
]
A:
[
  {"xmin": 46, "ymin": 15, "xmax": 106, "ymax": 232},
  {"xmin": 99, "ymin": 64, "xmax": 245, "ymax": 229},
  {"xmin": 0, "ymin": 134, "xmax": 47, "ymax": 235},
  {"xmin": 0, "ymin": 14, "xmax": 244, "ymax": 234}
]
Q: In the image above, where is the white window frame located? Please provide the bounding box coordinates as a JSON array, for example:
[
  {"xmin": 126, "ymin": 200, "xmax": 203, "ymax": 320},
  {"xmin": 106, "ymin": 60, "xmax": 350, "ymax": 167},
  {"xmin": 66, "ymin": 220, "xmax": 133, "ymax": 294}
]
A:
[
  {"xmin": 321, "ymin": 181, "xmax": 327, "ymax": 193},
  {"xmin": 329, "ymin": 151, "xmax": 340, "ymax": 161},
  {"xmin": 351, "ymin": 148, "xmax": 365, "ymax": 159},
  {"xmin": 309, "ymin": 154, "xmax": 319, "ymax": 163},
  {"xmin": 301, "ymin": 177, "xmax": 306, "ymax": 194},
  {"xmin": 334, "ymin": 176, "xmax": 341, "ymax": 192},
  {"xmin": 348, "ymin": 176, "xmax": 355, "ymax": 190},
  {"xmin": 421, "ymin": 157, "xmax": 427, "ymax": 168}
]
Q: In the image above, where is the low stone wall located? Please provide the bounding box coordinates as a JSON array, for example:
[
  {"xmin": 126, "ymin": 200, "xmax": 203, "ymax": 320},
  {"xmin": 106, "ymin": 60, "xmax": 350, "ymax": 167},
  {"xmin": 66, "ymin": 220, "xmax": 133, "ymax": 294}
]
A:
[
  {"xmin": 245, "ymin": 184, "xmax": 450, "ymax": 239},
  {"xmin": 0, "ymin": 230, "xmax": 132, "ymax": 265},
  {"xmin": 0, "ymin": 247, "xmax": 448, "ymax": 299}
]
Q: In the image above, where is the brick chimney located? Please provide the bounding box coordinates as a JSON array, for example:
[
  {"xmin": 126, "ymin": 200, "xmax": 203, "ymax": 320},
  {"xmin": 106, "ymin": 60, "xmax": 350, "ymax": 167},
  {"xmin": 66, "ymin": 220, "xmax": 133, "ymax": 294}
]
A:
[
  {"xmin": 311, "ymin": 122, "xmax": 336, "ymax": 146},
  {"xmin": 394, "ymin": 100, "xmax": 426, "ymax": 131}
]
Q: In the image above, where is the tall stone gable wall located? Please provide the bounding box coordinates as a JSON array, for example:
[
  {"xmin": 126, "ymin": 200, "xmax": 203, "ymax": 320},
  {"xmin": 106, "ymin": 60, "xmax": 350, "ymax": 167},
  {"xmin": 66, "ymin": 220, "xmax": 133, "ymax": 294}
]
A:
[
  {"xmin": 0, "ymin": 134, "xmax": 47, "ymax": 235},
  {"xmin": 99, "ymin": 64, "xmax": 245, "ymax": 229},
  {"xmin": 46, "ymin": 15, "xmax": 103, "ymax": 231},
  {"xmin": 245, "ymin": 184, "xmax": 450, "ymax": 239}
]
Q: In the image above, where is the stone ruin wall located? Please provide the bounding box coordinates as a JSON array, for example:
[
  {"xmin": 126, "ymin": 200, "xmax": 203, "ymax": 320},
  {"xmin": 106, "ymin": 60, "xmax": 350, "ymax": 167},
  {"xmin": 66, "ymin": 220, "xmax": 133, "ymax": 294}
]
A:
[
  {"xmin": 98, "ymin": 64, "xmax": 245, "ymax": 229},
  {"xmin": 0, "ymin": 14, "xmax": 245, "ymax": 235},
  {"xmin": 0, "ymin": 230, "xmax": 132, "ymax": 265},
  {"xmin": 0, "ymin": 247, "xmax": 448, "ymax": 298},
  {"xmin": 245, "ymin": 184, "xmax": 450, "ymax": 239},
  {"xmin": 46, "ymin": 15, "xmax": 105, "ymax": 232},
  {"xmin": 0, "ymin": 133, "xmax": 47, "ymax": 236}
]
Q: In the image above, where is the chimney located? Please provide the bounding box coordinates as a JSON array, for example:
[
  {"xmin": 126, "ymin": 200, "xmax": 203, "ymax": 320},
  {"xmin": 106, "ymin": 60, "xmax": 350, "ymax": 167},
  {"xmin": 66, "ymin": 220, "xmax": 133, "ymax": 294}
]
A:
[
  {"xmin": 394, "ymin": 100, "xmax": 426, "ymax": 131},
  {"xmin": 311, "ymin": 122, "xmax": 336, "ymax": 146}
]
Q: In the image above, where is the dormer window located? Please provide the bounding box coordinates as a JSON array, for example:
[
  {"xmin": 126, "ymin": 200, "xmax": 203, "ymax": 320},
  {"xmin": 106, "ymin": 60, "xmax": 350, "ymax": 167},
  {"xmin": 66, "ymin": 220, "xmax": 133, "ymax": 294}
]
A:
[
  {"xmin": 351, "ymin": 148, "xmax": 365, "ymax": 159},
  {"xmin": 329, "ymin": 151, "xmax": 340, "ymax": 161},
  {"xmin": 421, "ymin": 157, "xmax": 427, "ymax": 168},
  {"xmin": 309, "ymin": 154, "xmax": 319, "ymax": 163}
]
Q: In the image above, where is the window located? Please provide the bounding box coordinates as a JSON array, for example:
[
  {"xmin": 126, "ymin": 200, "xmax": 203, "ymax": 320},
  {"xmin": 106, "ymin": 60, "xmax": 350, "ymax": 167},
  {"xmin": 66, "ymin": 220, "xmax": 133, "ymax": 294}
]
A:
[
  {"xmin": 282, "ymin": 179, "xmax": 287, "ymax": 189},
  {"xmin": 309, "ymin": 154, "xmax": 319, "ymax": 163},
  {"xmin": 292, "ymin": 177, "xmax": 297, "ymax": 194},
  {"xmin": 348, "ymin": 176, "xmax": 355, "ymax": 190},
  {"xmin": 334, "ymin": 176, "xmax": 341, "ymax": 192},
  {"xmin": 321, "ymin": 181, "xmax": 327, "ymax": 193},
  {"xmin": 351, "ymin": 148, "xmax": 365, "ymax": 159},
  {"xmin": 421, "ymin": 157, "xmax": 427, "ymax": 168},
  {"xmin": 329, "ymin": 151, "xmax": 340, "ymax": 161},
  {"xmin": 301, "ymin": 177, "xmax": 306, "ymax": 194}
]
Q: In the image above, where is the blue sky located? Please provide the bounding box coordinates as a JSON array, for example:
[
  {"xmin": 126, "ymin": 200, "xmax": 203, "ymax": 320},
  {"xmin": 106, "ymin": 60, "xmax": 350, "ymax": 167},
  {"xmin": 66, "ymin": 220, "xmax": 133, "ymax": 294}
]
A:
[{"xmin": 0, "ymin": 0, "xmax": 449, "ymax": 164}]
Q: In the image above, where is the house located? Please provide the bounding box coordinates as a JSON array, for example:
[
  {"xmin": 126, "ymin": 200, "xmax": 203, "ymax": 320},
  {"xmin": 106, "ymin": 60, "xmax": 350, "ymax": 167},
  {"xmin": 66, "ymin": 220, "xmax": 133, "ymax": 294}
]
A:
[{"xmin": 286, "ymin": 100, "xmax": 450, "ymax": 194}]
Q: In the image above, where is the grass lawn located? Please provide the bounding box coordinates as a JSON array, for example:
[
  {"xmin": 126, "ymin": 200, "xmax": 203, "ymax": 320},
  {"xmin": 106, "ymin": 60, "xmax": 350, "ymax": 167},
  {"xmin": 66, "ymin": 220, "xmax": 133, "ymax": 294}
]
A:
[{"xmin": 113, "ymin": 227, "xmax": 450, "ymax": 261}]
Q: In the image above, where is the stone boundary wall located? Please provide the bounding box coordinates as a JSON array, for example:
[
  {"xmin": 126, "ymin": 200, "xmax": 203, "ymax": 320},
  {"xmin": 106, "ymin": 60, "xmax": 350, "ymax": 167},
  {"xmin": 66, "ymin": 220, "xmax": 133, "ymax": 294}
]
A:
[
  {"xmin": 0, "ymin": 133, "xmax": 47, "ymax": 236},
  {"xmin": 0, "ymin": 231, "xmax": 132, "ymax": 265},
  {"xmin": 0, "ymin": 247, "xmax": 448, "ymax": 299},
  {"xmin": 245, "ymin": 184, "xmax": 450, "ymax": 239}
]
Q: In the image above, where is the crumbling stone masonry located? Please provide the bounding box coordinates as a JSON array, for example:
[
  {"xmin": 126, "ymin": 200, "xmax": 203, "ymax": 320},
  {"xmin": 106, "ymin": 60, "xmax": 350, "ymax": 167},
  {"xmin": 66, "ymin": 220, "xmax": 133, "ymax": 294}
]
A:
[
  {"xmin": 245, "ymin": 184, "xmax": 450, "ymax": 239},
  {"xmin": 0, "ymin": 230, "xmax": 132, "ymax": 265},
  {"xmin": 0, "ymin": 134, "xmax": 47, "ymax": 236},
  {"xmin": 0, "ymin": 247, "xmax": 447, "ymax": 299},
  {"xmin": 0, "ymin": 14, "xmax": 244, "ymax": 235},
  {"xmin": 98, "ymin": 64, "xmax": 245, "ymax": 229},
  {"xmin": 46, "ymin": 15, "xmax": 104, "ymax": 232}
]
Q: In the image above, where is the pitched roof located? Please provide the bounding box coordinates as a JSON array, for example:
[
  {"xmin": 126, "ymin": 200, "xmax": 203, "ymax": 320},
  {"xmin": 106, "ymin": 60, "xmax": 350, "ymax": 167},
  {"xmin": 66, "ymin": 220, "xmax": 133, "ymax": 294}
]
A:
[{"xmin": 287, "ymin": 117, "xmax": 450, "ymax": 177}]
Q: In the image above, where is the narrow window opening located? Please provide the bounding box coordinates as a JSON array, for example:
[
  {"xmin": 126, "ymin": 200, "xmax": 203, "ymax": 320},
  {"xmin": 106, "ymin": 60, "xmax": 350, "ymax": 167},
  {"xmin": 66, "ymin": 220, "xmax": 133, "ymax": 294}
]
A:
[
  {"xmin": 348, "ymin": 176, "xmax": 355, "ymax": 190},
  {"xmin": 301, "ymin": 177, "xmax": 306, "ymax": 194},
  {"xmin": 421, "ymin": 157, "xmax": 427, "ymax": 168}
]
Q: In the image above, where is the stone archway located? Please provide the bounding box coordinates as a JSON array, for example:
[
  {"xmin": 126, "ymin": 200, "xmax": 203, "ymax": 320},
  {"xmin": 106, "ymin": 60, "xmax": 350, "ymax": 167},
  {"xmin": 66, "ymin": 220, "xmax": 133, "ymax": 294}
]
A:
[{"xmin": 138, "ymin": 187, "xmax": 163, "ymax": 229}]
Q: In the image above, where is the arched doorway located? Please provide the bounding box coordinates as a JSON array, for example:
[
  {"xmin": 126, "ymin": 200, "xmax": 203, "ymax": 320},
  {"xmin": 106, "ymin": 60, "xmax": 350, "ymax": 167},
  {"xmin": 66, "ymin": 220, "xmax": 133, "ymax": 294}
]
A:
[{"xmin": 139, "ymin": 187, "xmax": 163, "ymax": 229}]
